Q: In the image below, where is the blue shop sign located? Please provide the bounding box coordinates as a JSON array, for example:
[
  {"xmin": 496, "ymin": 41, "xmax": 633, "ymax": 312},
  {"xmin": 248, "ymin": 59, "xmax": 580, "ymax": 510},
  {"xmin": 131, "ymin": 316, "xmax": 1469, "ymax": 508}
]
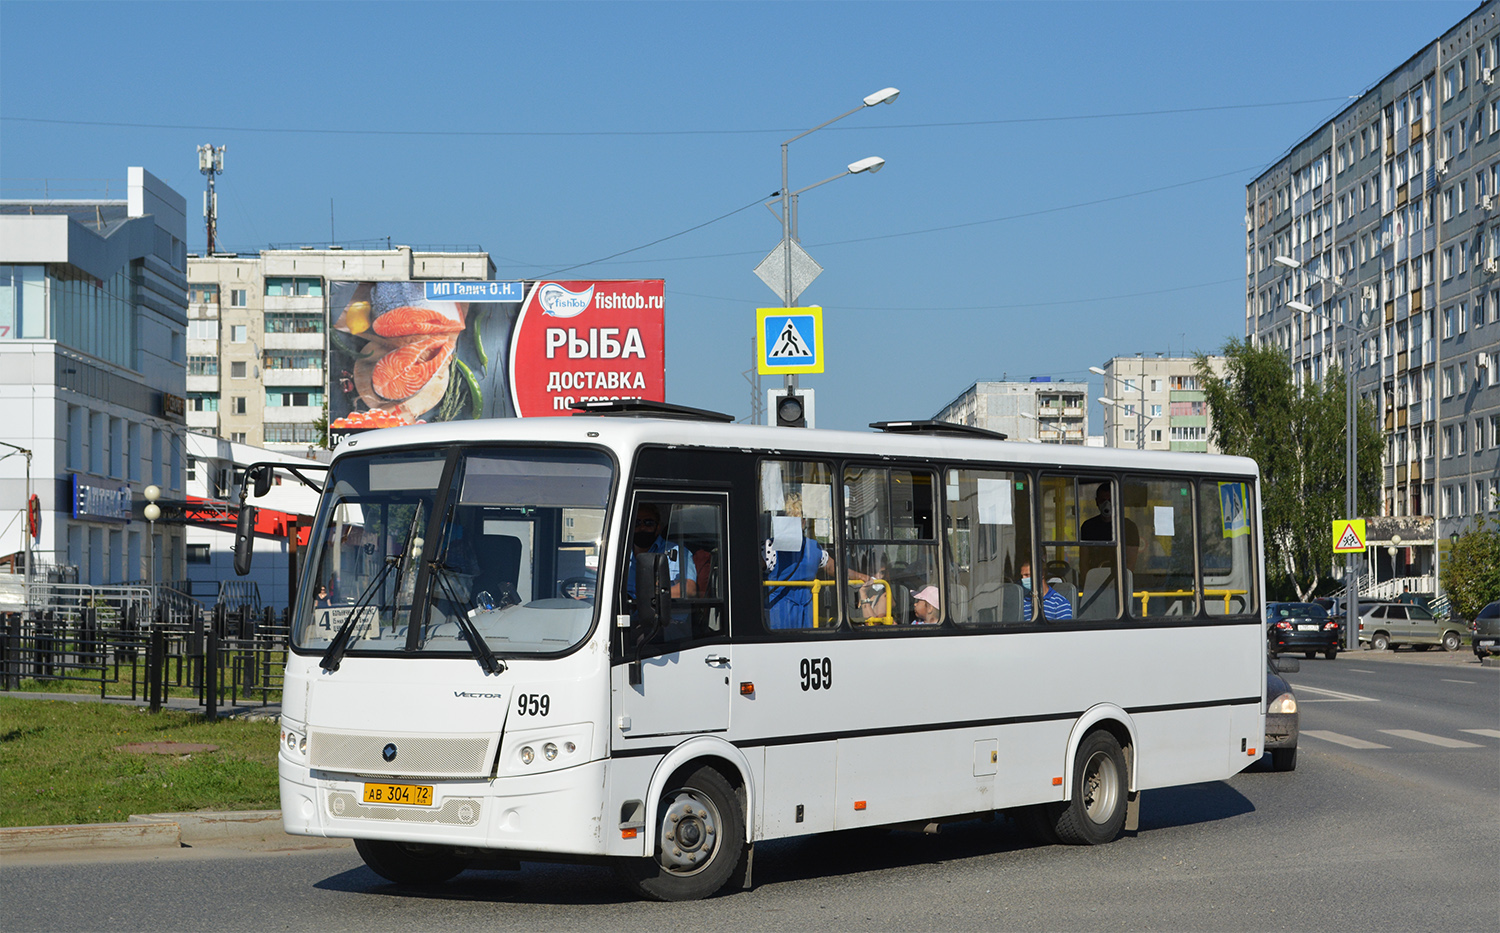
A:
[{"xmin": 72, "ymin": 475, "xmax": 132, "ymax": 522}]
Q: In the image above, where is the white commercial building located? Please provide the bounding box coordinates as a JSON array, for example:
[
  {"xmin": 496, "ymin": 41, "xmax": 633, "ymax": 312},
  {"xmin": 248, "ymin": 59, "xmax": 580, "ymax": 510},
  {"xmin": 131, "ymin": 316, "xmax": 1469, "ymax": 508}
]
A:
[{"xmin": 0, "ymin": 168, "xmax": 190, "ymax": 587}]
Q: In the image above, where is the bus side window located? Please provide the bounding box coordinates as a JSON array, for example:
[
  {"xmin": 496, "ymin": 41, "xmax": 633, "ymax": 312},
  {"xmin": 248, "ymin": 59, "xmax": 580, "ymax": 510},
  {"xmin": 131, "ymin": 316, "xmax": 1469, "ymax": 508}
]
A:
[
  {"xmin": 759, "ymin": 460, "xmax": 839, "ymax": 632},
  {"xmin": 945, "ymin": 468, "xmax": 1032, "ymax": 626},
  {"xmin": 843, "ymin": 466, "xmax": 940, "ymax": 628},
  {"xmin": 1198, "ymin": 480, "xmax": 1257, "ymax": 617},
  {"xmin": 1122, "ymin": 476, "xmax": 1198, "ymax": 619}
]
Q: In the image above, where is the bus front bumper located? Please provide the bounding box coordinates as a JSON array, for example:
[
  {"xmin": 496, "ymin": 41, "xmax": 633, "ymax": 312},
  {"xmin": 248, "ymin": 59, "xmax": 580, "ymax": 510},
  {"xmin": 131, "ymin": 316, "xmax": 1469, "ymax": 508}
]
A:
[{"xmin": 280, "ymin": 758, "xmax": 619, "ymax": 856}]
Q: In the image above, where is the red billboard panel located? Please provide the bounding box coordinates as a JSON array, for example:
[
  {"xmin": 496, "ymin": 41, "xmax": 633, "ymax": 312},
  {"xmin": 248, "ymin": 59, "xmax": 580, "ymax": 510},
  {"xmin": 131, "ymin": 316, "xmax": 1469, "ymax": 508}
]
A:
[{"xmin": 327, "ymin": 280, "xmax": 664, "ymax": 438}]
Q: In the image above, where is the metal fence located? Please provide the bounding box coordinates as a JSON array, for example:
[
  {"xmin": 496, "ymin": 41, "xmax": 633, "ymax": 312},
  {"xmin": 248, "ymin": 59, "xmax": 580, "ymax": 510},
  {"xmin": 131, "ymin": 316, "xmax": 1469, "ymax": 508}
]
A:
[{"xmin": 1, "ymin": 589, "xmax": 290, "ymax": 716}]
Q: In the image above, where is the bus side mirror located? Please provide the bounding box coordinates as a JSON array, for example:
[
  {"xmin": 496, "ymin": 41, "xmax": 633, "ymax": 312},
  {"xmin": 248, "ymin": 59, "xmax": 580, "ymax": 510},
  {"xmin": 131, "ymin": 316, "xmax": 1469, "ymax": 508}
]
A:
[
  {"xmin": 233, "ymin": 506, "xmax": 256, "ymax": 575},
  {"xmin": 634, "ymin": 552, "xmax": 672, "ymax": 632},
  {"xmin": 630, "ymin": 553, "xmax": 672, "ymax": 686},
  {"xmin": 248, "ymin": 465, "xmax": 272, "ymax": 499}
]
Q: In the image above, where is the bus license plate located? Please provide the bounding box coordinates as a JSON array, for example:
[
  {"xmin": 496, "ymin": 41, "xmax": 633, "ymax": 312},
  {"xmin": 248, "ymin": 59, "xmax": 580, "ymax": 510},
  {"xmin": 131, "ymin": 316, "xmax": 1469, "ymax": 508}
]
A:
[
  {"xmin": 1296, "ymin": 624, "xmax": 1319, "ymax": 632},
  {"xmin": 363, "ymin": 782, "xmax": 434, "ymax": 806}
]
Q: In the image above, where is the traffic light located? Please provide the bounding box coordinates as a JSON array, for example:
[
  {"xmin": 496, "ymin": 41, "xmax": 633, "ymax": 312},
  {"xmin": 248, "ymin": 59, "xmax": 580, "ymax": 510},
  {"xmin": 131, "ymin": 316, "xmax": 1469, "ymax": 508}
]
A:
[{"xmin": 775, "ymin": 392, "xmax": 806, "ymax": 428}]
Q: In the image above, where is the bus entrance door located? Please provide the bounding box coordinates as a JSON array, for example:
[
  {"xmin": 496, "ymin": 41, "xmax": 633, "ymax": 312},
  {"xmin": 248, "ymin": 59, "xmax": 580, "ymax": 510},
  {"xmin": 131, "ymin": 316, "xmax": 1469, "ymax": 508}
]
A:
[{"xmin": 615, "ymin": 493, "xmax": 731, "ymax": 739}]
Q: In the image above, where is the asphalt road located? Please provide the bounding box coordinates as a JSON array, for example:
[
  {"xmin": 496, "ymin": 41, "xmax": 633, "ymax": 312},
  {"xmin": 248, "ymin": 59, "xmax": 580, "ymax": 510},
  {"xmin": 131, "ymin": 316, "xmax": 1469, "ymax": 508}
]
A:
[{"xmin": 4, "ymin": 652, "xmax": 1496, "ymax": 933}]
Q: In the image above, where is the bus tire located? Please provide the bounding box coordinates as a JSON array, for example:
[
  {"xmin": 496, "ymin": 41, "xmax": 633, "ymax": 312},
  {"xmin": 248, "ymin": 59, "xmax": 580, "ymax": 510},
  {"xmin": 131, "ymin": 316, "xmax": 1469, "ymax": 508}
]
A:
[
  {"xmin": 1052, "ymin": 730, "xmax": 1128, "ymax": 846},
  {"xmin": 354, "ymin": 838, "xmax": 464, "ymax": 885},
  {"xmin": 617, "ymin": 765, "xmax": 745, "ymax": 901}
]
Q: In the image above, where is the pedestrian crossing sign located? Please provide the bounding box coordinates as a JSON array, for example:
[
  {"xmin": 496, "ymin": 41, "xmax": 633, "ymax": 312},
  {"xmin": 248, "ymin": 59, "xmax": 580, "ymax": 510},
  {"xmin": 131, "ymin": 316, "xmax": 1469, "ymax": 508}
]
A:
[
  {"xmin": 1332, "ymin": 519, "xmax": 1367, "ymax": 553},
  {"xmin": 757, "ymin": 307, "xmax": 824, "ymax": 375}
]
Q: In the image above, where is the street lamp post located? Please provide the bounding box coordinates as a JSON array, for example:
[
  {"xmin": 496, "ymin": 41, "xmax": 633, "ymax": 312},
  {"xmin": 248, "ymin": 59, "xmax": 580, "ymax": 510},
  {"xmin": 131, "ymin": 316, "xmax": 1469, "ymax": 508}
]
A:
[
  {"xmin": 143, "ymin": 484, "xmax": 161, "ymax": 612},
  {"xmin": 1091, "ymin": 365, "xmax": 1152, "ymax": 450},
  {"xmin": 0, "ymin": 441, "xmax": 33, "ymax": 605},
  {"xmin": 775, "ymin": 88, "xmax": 898, "ymax": 394},
  {"xmin": 1275, "ymin": 254, "xmax": 1372, "ymax": 651}
]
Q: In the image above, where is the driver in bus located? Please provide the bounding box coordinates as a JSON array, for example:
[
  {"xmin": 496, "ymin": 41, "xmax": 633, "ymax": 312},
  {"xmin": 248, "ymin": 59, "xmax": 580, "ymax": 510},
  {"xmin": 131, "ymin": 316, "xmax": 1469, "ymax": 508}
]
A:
[{"xmin": 625, "ymin": 503, "xmax": 697, "ymax": 599}]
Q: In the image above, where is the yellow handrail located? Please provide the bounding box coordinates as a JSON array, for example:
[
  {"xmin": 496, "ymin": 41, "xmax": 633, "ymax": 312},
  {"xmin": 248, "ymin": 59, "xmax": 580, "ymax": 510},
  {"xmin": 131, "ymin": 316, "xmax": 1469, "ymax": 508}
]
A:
[
  {"xmin": 762, "ymin": 577, "xmax": 894, "ymax": 626},
  {"xmin": 1131, "ymin": 588, "xmax": 1249, "ymax": 616}
]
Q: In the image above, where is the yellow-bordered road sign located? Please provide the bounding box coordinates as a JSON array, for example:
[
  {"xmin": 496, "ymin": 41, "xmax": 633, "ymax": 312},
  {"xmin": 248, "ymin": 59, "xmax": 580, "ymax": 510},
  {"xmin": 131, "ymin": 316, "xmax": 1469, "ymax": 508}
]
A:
[
  {"xmin": 1332, "ymin": 519, "xmax": 1367, "ymax": 553},
  {"xmin": 757, "ymin": 307, "xmax": 824, "ymax": 375}
]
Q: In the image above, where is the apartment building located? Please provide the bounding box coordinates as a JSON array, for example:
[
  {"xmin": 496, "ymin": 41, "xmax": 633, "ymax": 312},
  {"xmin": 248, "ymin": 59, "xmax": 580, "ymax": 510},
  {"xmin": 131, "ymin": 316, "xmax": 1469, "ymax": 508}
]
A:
[
  {"xmin": 186, "ymin": 246, "xmax": 495, "ymax": 450},
  {"xmin": 933, "ymin": 379, "xmax": 1090, "ymax": 444},
  {"xmin": 1095, "ymin": 355, "xmax": 1226, "ymax": 453},
  {"xmin": 1247, "ymin": 1, "xmax": 1500, "ymax": 585},
  {"xmin": 0, "ymin": 167, "xmax": 190, "ymax": 585}
]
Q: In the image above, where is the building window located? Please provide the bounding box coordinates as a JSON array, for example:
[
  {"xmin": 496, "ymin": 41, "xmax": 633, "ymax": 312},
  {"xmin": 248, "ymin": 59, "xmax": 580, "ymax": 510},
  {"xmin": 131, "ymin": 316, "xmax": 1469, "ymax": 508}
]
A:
[
  {"xmin": 264, "ymin": 277, "xmax": 323, "ymax": 297},
  {"xmin": 230, "ymin": 324, "xmax": 246, "ymax": 343},
  {"xmin": 189, "ymin": 284, "xmax": 219, "ymax": 304},
  {"xmin": 264, "ymin": 313, "xmax": 325, "ymax": 334},
  {"xmin": 186, "ymin": 544, "xmax": 211, "ymax": 564},
  {"xmin": 1459, "ymin": 361, "xmax": 1469, "ymax": 393},
  {"xmin": 1170, "ymin": 426, "xmax": 1207, "ymax": 441},
  {"xmin": 232, "ymin": 396, "xmax": 246, "ymax": 415},
  {"xmin": 1150, "ymin": 404, "xmax": 1162, "ymax": 418},
  {"xmin": 188, "ymin": 355, "xmax": 219, "ymax": 376},
  {"xmin": 263, "ymin": 351, "xmax": 323, "ymax": 370},
  {"xmin": 265, "ymin": 389, "xmax": 324, "ymax": 408},
  {"xmin": 230, "ymin": 432, "xmax": 246, "ymax": 444},
  {"xmin": 1124, "ymin": 429, "xmax": 1136, "ymax": 443},
  {"xmin": 186, "ymin": 319, "xmax": 218, "ymax": 341},
  {"xmin": 230, "ymin": 361, "xmax": 246, "ymax": 378},
  {"xmin": 1442, "ymin": 425, "xmax": 1453, "ymax": 456},
  {"xmin": 1150, "ymin": 429, "xmax": 1162, "ymax": 443},
  {"xmin": 188, "ymin": 393, "xmax": 218, "ymax": 412},
  {"xmin": 1443, "ymin": 307, "xmax": 1454, "ymax": 338},
  {"xmin": 229, "ymin": 289, "xmax": 246, "ymax": 307},
  {"xmin": 263, "ymin": 424, "xmax": 325, "ymax": 444}
]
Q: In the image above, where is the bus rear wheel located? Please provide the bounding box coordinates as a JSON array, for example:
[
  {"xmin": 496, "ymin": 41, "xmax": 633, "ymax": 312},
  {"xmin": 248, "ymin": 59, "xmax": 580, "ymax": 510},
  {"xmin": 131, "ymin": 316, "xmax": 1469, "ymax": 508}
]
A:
[
  {"xmin": 1051, "ymin": 730, "xmax": 1128, "ymax": 846},
  {"xmin": 354, "ymin": 838, "xmax": 465, "ymax": 885},
  {"xmin": 617, "ymin": 765, "xmax": 745, "ymax": 901}
]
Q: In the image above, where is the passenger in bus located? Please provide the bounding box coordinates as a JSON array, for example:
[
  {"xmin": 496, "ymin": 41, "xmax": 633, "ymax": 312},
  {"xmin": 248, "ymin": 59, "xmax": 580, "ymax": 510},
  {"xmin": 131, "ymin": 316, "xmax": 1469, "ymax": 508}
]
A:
[
  {"xmin": 911, "ymin": 586, "xmax": 942, "ymax": 625},
  {"xmin": 1081, "ymin": 482, "xmax": 1140, "ymax": 572},
  {"xmin": 848, "ymin": 555, "xmax": 893, "ymax": 623},
  {"xmin": 625, "ymin": 503, "xmax": 697, "ymax": 599},
  {"xmin": 764, "ymin": 496, "xmax": 833, "ymax": 630},
  {"xmin": 1020, "ymin": 561, "xmax": 1073, "ymax": 621}
]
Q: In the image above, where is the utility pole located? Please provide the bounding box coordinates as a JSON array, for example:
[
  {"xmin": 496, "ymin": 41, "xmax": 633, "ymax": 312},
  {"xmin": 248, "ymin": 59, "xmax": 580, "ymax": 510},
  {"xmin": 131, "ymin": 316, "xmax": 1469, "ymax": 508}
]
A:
[{"xmin": 198, "ymin": 145, "xmax": 225, "ymax": 254}]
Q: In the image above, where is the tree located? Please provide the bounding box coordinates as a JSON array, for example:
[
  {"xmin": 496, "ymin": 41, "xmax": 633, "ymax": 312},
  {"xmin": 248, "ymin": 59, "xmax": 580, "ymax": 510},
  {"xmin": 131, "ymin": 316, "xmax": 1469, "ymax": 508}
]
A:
[
  {"xmin": 1440, "ymin": 516, "xmax": 1500, "ymax": 620},
  {"xmin": 1195, "ymin": 339, "xmax": 1382, "ymax": 601}
]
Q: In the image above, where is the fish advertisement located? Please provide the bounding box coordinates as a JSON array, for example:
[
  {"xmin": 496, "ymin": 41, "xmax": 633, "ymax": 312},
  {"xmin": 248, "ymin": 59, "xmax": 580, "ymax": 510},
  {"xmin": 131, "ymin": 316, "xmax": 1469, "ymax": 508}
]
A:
[{"xmin": 327, "ymin": 280, "xmax": 665, "ymax": 440}]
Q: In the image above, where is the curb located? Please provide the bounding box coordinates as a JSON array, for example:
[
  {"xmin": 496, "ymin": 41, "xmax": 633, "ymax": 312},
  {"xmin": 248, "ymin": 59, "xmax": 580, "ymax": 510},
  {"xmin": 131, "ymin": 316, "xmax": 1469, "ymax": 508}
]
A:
[{"xmin": 0, "ymin": 810, "xmax": 284, "ymax": 854}]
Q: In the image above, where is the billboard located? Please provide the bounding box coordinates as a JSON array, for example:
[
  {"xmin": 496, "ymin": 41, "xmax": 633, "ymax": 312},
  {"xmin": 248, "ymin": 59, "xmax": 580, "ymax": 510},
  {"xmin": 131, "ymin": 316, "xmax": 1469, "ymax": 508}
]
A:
[{"xmin": 327, "ymin": 280, "xmax": 664, "ymax": 437}]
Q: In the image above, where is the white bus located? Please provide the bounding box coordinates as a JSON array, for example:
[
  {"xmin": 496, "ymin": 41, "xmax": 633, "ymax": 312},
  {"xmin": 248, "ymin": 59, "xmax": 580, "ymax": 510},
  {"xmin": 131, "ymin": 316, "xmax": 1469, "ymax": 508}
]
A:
[{"xmin": 268, "ymin": 403, "xmax": 1266, "ymax": 900}]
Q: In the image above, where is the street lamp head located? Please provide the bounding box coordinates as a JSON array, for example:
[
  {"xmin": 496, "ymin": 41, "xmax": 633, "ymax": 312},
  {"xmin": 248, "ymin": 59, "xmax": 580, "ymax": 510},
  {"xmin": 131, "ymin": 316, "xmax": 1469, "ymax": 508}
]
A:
[
  {"xmin": 1088, "ymin": 366, "xmax": 1107, "ymax": 376},
  {"xmin": 863, "ymin": 87, "xmax": 900, "ymax": 107},
  {"xmin": 144, "ymin": 484, "xmax": 161, "ymax": 503},
  {"xmin": 1273, "ymin": 255, "xmax": 1300, "ymax": 270},
  {"xmin": 847, "ymin": 156, "xmax": 886, "ymax": 174},
  {"xmin": 1097, "ymin": 396, "xmax": 1116, "ymax": 407},
  {"xmin": 143, "ymin": 503, "xmax": 161, "ymax": 522},
  {"xmin": 1286, "ymin": 300, "xmax": 1315, "ymax": 313}
]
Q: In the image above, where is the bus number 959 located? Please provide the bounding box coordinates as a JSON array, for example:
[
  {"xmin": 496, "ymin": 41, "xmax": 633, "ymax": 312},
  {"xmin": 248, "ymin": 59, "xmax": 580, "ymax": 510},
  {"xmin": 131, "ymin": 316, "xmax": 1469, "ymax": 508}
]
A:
[
  {"xmin": 800, "ymin": 658, "xmax": 832, "ymax": 691},
  {"xmin": 516, "ymin": 694, "xmax": 550, "ymax": 716}
]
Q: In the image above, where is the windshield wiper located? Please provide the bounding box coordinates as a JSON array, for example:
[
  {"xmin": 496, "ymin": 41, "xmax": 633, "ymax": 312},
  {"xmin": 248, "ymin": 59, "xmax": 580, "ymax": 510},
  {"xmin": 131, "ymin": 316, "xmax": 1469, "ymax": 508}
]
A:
[
  {"xmin": 427, "ymin": 561, "xmax": 505, "ymax": 675},
  {"xmin": 321, "ymin": 506, "xmax": 424, "ymax": 673},
  {"xmin": 320, "ymin": 555, "xmax": 399, "ymax": 672}
]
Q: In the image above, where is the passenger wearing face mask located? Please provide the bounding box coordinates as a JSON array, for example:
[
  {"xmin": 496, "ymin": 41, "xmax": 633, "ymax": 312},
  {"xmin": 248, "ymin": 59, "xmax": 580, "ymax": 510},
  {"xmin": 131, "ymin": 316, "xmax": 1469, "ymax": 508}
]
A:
[
  {"xmin": 1019, "ymin": 561, "xmax": 1073, "ymax": 621},
  {"xmin": 625, "ymin": 503, "xmax": 697, "ymax": 599}
]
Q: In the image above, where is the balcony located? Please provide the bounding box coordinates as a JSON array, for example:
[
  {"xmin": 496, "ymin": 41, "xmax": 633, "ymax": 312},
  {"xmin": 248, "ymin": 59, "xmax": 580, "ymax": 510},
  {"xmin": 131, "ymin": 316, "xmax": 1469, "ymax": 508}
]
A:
[
  {"xmin": 262, "ymin": 295, "xmax": 324, "ymax": 314},
  {"xmin": 1397, "ymin": 351, "xmax": 1408, "ymax": 371},
  {"xmin": 1411, "ymin": 117, "xmax": 1423, "ymax": 137},
  {"xmin": 1397, "ymin": 184, "xmax": 1409, "ymax": 207},
  {"xmin": 186, "ymin": 374, "xmax": 218, "ymax": 393},
  {"xmin": 1397, "ymin": 408, "xmax": 1408, "ymax": 428},
  {"xmin": 262, "ymin": 407, "xmax": 321, "ymax": 424},
  {"xmin": 186, "ymin": 410, "xmax": 217, "ymax": 432},
  {"xmin": 1396, "ymin": 463, "xmax": 1407, "ymax": 483},
  {"xmin": 264, "ymin": 332, "xmax": 324, "ymax": 351},
  {"xmin": 1411, "ymin": 289, "xmax": 1422, "ymax": 312},
  {"xmin": 264, "ymin": 367, "xmax": 324, "ymax": 387},
  {"xmin": 1386, "ymin": 136, "xmax": 1395, "ymax": 157}
]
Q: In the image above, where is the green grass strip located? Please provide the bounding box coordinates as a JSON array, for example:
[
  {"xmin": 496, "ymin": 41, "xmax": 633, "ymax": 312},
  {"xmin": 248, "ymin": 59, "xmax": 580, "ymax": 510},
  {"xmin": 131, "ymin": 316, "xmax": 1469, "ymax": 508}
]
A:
[{"xmin": 0, "ymin": 698, "xmax": 281, "ymax": 827}]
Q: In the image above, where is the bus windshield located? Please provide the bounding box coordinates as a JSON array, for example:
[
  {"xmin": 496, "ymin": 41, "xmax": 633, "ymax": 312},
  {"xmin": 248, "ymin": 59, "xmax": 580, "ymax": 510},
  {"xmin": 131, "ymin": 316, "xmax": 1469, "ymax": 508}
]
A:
[{"xmin": 294, "ymin": 447, "xmax": 612, "ymax": 659}]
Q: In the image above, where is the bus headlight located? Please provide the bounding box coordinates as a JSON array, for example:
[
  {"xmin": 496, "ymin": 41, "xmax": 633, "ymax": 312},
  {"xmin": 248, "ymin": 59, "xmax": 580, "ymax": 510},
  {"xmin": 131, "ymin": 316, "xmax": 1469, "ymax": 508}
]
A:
[
  {"xmin": 280, "ymin": 723, "xmax": 308, "ymax": 760},
  {"xmin": 543, "ymin": 742, "xmax": 559, "ymax": 761},
  {"xmin": 520, "ymin": 746, "xmax": 535, "ymax": 765}
]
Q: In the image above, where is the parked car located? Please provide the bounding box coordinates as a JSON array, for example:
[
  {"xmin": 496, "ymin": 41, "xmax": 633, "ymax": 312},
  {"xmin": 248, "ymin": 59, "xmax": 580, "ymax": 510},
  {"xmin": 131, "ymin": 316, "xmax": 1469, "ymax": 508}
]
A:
[
  {"xmin": 1357, "ymin": 602, "xmax": 1470, "ymax": 651},
  {"xmin": 1265, "ymin": 657, "xmax": 1300, "ymax": 772},
  {"xmin": 1267, "ymin": 602, "xmax": 1341, "ymax": 659},
  {"xmin": 1471, "ymin": 600, "xmax": 1500, "ymax": 658}
]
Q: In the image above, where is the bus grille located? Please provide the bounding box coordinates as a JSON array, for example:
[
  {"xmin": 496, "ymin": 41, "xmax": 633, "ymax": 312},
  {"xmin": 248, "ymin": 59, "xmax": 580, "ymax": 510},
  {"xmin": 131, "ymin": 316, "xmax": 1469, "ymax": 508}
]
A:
[
  {"xmin": 309, "ymin": 730, "xmax": 496, "ymax": 778},
  {"xmin": 326, "ymin": 792, "xmax": 483, "ymax": 826}
]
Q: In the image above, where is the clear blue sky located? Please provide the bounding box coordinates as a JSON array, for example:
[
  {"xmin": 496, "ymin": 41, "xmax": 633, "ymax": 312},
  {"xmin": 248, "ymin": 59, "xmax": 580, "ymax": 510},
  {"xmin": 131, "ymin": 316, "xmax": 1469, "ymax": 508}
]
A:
[{"xmin": 0, "ymin": 1, "xmax": 1476, "ymax": 430}]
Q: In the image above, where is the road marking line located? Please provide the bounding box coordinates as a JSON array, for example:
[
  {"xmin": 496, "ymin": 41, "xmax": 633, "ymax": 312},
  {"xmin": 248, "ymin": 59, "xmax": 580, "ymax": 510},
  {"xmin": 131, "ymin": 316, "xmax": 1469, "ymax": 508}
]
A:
[
  {"xmin": 1291, "ymin": 684, "xmax": 1380, "ymax": 702},
  {"xmin": 1441, "ymin": 679, "xmax": 1475, "ymax": 684},
  {"xmin": 1347, "ymin": 668, "xmax": 1376, "ymax": 674},
  {"xmin": 1304, "ymin": 730, "xmax": 1388, "ymax": 749},
  {"xmin": 1379, "ymin": 729, "xmax": 1484, "ymax": 748},
  {"xmin": 1461, "ymin": 729, "xmax": 1500, "ymax": 740}
]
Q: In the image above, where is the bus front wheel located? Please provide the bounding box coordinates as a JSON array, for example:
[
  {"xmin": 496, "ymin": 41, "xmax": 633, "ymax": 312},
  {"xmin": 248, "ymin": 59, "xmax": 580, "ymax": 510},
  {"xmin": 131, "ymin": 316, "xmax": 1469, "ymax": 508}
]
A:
[
  {"xmin": 617, "ymin": 765, "xmax": 746, "ymax": 901},
  {"xmin": 354, "ymin": 838, "xmax": 465, "ymax": 885},
  {"xmin": 1051, "ymin": 730, "xmax": 1128, "ymax": 846}
]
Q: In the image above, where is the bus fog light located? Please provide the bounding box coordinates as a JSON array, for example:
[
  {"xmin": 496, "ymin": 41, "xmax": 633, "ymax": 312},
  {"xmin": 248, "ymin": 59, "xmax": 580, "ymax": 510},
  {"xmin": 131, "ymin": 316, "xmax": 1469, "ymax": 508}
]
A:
[
  {"xmin": 543, "ymin": 742, "xmax": 559, "ymax": 761},
  {"xmin": 520, "ymin": 746, "xmax": 535, "ymax": 765},
  {"xmin": 298, "ymin": 735, "xmax": 307, "ymax": 753},
  {"xmin": 564, "ymin": 742, "xmax": 576, "ymax": 754}
]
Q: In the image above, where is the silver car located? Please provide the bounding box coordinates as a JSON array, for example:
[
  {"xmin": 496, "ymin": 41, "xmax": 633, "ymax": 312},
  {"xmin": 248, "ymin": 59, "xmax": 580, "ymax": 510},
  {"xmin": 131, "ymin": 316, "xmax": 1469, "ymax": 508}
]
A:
[{"xmin": 1358, "ymin": 602, "xmax": 1470, "ymax": 652}]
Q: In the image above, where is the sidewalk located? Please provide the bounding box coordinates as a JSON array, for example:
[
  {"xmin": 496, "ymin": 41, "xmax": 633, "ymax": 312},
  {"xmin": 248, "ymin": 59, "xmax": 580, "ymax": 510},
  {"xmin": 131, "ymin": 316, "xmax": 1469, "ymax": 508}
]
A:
[{"xmin": 1, "ymin": 689, "xmax": 281, "ymax": 720}]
